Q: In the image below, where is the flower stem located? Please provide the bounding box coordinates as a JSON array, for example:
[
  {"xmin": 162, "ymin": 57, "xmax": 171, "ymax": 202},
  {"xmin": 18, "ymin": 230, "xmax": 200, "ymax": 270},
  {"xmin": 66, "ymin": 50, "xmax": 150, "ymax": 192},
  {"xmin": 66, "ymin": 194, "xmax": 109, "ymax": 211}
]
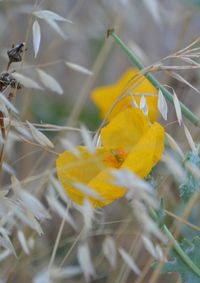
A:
[
  {"xmin": 149, "ymin": 207, "xmax": 200, "ymax": 277},
  {"xmin": 163, "ymin": 224, "xmax": 200, "ymax": 277},
  {"xmin": 108, "ymin": 29, "xmax": 200, "ymax": 127}
]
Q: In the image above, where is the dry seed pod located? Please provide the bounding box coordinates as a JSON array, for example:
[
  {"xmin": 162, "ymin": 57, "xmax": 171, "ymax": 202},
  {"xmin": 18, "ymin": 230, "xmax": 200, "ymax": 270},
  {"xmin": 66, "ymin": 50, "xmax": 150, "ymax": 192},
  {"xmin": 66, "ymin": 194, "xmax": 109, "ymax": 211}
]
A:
[
  {"xmin": 0, "ymin": 72, "xmax": 22, "ymax": 91},
  {"xmin": 7, "ymin": 42, "xmax": 26, "ymax": 70},
  {"xmin": 7, "ymin": 43, "xmax": 25, "ymax": 63}
]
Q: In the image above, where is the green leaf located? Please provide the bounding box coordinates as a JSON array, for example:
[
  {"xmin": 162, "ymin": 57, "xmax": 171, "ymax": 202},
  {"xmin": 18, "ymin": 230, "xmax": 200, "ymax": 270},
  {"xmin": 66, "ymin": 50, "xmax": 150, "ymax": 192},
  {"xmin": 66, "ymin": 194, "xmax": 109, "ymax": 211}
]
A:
[
  {"xmin": 163, "ymin": 236, "xmax": 200, "ymax": 283},
  {"xmin": 179, "ymin": 150, "xmax": 200, "ymax": 202}
]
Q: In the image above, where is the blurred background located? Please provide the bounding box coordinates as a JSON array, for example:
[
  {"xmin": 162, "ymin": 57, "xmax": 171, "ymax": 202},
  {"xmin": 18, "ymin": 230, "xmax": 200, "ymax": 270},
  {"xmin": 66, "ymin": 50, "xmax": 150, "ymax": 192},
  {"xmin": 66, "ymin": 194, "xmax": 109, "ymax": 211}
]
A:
[
  {"xmin": 0, "ymin": 0, "xmax": 200, "ymax": 282},
  {"xmin": 1, "ymin": 0, "xmax": 200, "ymax": 131}
]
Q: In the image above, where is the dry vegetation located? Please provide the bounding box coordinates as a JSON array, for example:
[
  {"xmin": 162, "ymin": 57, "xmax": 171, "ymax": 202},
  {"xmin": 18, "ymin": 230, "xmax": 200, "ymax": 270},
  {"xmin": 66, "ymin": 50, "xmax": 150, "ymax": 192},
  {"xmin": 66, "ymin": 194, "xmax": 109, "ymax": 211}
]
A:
[{"xmin": 0, "ymin": 1, "xmax": 200, "ymax": 283}]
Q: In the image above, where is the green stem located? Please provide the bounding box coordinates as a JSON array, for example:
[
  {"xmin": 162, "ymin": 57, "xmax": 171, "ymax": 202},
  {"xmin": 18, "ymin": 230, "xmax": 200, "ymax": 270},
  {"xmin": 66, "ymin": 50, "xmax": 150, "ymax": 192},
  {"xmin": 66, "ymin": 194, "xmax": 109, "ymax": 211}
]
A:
[
  {"xmin": 149, "ymin": 207, "xmax": 200, "ymax": 277},
  {"xmin": 108, "ymin": 29, "xmax": 200, "ymax": 127},
  {"xmin": 163, "ymin": 225, "xmax": 200, "ymax": 277}
]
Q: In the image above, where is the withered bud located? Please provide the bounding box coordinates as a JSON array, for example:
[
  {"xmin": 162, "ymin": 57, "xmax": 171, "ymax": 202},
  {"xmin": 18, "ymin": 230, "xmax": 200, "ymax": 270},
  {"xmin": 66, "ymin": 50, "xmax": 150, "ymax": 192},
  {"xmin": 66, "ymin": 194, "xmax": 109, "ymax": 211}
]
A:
[
  {"xmin": 7, "ymin": 42, "xmax": 25, "ymax": 64},
  {"xmin": 0, "ymin": 72, "xmax": 22, "ymax": 91}
]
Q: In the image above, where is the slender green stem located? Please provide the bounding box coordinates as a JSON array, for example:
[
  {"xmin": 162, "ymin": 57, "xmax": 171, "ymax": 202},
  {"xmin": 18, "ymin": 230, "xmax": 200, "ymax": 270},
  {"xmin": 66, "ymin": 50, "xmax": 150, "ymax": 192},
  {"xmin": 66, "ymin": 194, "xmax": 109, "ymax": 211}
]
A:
[
  {"xmin": 108, "ymin": 29, "xmax": 200, "ymax": 127},
  {"xmin": 163, "ymin": 225, "xmax": 200, "ymax": 277},
  {"xmin": 148, "ymin": 207, "xmax": 200, "ymax": 277}
]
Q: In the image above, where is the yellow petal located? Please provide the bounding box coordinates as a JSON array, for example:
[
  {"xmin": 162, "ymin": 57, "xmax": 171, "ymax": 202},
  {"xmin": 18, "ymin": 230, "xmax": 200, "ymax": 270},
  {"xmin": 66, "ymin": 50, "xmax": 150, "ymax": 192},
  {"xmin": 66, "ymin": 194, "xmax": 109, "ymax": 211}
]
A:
[
  {"xmin": 87, "ymin": 169, "xmax": 126, "ymax": 207},
  {"xmin": 91, "ymin": 68, "xmax": 158, "ymax": 122},
  {"xmin": 101, "ymin": 108, "xmax": 150, "ymax": 152},
  {"xmin": 56, "ymin": 146, "xmax": 108, "ymax": 205},
  {"xmin": 121, "ymin": 122, "xmax": 164, "ymax": 178},
  {"xmin": 92, "ymin": 84, "xmax": 131, "ymax": 120}
]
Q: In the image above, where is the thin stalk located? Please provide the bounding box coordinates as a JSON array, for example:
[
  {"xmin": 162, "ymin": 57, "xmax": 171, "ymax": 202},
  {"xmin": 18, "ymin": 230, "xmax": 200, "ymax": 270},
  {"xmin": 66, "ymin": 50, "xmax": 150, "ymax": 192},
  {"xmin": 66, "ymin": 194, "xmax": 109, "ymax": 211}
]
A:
[
  {"xmin": 163, "ymin": 225, "xmax": 200, "ymax": 277},
  {"xmin": 48, "ymin": 216, "xmax": 65, "ymax": 270},
  {"xmin": 108, "ymin": 29, "xmax": 200, "ymax": 127},
  {"xmin": 149, "ymin": 208, "xmax": 200, "ymax": 277}
]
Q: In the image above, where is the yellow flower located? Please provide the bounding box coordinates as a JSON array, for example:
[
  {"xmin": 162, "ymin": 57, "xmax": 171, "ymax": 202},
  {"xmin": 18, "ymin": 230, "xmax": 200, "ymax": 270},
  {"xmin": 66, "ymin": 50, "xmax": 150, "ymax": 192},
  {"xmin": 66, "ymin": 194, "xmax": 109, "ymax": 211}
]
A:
[
  {"xmin": 56, "ymin": 108, "xmax": 164, "ymax": 208},
  {"xmin": 91, "ymin": 68, "xmax": 158, "ymax": 122}
]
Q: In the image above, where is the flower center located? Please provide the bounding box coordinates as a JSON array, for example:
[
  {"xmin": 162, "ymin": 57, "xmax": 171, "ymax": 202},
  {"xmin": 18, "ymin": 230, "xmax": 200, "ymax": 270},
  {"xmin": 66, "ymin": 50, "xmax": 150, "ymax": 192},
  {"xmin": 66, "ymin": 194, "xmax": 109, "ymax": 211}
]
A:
[{"xmin": 105, "ymin": 147, "xmax": 127, "ymax": 168}]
